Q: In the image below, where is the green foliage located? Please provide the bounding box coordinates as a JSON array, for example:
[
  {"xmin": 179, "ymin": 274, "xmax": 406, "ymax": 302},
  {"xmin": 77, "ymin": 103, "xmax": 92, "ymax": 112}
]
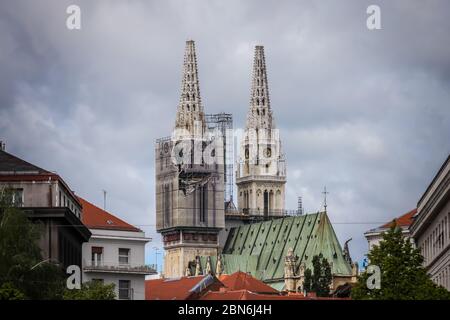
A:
[
  {"xmin": 0, "ymin": 189, "xmax": 65, "ymax": 299},
  {"xmin": 352, "ymin": 224, "xmax": 450, "ymax": 300},
  {"xmin": 63, "ymin": 281, "xmax": 116, "ymax": 300},
  {"xmin": 303, "ymin": 268, "xmax": 312, "ymax": 293},
  {"xmin": 303, "ymin": 254, "xmax": 332, "ymax": 297},
  {"xmin": 0, "ymin": 282, "xmax": 25, "ymax": 300}
]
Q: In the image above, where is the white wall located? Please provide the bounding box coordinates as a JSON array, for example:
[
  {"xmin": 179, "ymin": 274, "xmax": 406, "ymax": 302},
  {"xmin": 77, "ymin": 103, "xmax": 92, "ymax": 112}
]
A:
[
  {"xmin": 83, "ymin": 272, "xmax": 146, "ymax": 300},
  {"xmin": 82, "ymin": 228, "xmax": 149, "ymax": 300}
]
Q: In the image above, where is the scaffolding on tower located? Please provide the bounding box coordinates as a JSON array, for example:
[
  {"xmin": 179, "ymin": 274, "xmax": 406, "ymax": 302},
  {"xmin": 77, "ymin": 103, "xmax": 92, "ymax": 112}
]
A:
[{"xmin": 205, "ymin": 113, "xmax": 234, "ymax": 205}]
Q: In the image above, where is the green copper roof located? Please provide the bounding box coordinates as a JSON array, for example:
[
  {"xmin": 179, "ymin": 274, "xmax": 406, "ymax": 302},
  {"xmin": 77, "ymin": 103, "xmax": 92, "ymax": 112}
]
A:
[{"xmin": 194, "ymin": 212, "xmax": 352, "ymax": 283}]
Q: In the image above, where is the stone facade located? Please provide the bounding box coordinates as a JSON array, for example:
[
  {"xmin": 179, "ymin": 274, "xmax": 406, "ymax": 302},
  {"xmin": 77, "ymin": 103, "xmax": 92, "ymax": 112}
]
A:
[{"xmin": 155, "ymin": 41, "xmax": 225, "ymax": 278}]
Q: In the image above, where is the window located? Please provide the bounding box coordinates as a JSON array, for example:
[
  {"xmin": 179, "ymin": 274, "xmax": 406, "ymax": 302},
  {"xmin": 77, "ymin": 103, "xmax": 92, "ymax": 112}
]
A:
[
  {"xmin": 11, "ymin": 189, "xmax": 24, "ymax": 207},
  {"xmin": 119, "ymin": 280, "xmax": 131, "ymax": 300},
  {"xmin": 91, "ymin": 247, "xmax": 103, "ymax": 266},
  {"xmin": 119, "ymin": 248, "xmax": 130, "ymax": 265}
]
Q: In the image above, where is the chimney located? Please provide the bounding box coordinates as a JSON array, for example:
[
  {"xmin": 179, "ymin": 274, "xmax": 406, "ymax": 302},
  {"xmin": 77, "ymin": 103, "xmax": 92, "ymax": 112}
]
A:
[{"xmin": 0, "ymin": 140, "xmax": 5, "ymax": 151}]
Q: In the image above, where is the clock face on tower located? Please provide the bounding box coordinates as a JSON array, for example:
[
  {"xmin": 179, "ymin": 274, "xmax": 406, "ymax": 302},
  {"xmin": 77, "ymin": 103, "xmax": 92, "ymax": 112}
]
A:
[{"xmin": 264, "ymin": 147, "xmax": 272, "ymax": 158}]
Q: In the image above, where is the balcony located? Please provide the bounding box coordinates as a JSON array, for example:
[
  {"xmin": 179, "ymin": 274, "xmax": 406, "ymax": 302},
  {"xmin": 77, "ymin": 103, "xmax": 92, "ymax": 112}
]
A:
[{"xmin": 83, "ymin": 260, "xmax": 157, "ymax": 275}]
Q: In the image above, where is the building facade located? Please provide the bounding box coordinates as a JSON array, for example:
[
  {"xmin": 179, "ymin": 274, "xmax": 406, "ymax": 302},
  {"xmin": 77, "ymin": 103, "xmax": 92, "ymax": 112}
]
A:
[
  {"xmin": 236, "ymin": 46, "xmax": 286, "ymax": 218},
  {"xmin": 80, "ymin": 197, "xmax": 153, "ymax": 300},
  {"xmin": 156, "ymin": 41, "xmax": 356, "ymax": 289},
  {"xmin": 411, "ymin": 154, "xmax": 450, "ymax": 290},
  {"xmin": 364, "ymin": 208, "xmax": 416, "ymax": 252},
  {"xmin": 155, "ymin": 40, "xmax": 225, "ymax": 278},
  {"xmin": 0, "ymin": 149, "xmax": 91, "ymax": 269}
]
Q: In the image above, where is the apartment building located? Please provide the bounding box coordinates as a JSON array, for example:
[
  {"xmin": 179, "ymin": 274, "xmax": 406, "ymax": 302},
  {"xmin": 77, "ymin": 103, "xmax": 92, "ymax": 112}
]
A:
[{"xmin": 79, "ymin": 197, "xmax": 155, "ymax": 300}]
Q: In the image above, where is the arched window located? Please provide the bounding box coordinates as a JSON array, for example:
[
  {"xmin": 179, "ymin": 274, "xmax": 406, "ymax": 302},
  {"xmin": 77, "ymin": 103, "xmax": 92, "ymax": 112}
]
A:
[
  {"xmin": 257, "ymin": 89, "xmax": 259, "ymax": 96},
  {"xmin": 192, "ymin": 93, "xmax": 195, "ymax": 100},
  {"xmin": 262, "ymin": 98, "xmax": 265, "ymax": 106},
  {"xmin": 187, "ymin": 104, "xmax": 190, "ymax": 111},
  {"xmin": 256, "ymin": 99, "xmax": 259, "ymax": 106}
]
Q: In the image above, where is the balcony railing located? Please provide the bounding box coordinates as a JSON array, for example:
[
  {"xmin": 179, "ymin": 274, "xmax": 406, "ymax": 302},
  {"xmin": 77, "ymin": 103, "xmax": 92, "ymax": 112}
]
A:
[
  {"xmin": 83, "ymin": 260, "xmax": 157, "ymax": 275},
  {"xmin": 226, "ymin": 208, "xmax": 303, "ymax": 217}
]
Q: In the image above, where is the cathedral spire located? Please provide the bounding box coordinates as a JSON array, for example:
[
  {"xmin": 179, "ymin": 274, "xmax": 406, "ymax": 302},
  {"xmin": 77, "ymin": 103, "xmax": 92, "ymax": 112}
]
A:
[
  {"xmin": 246, "ymin": 45, "xmax": 273, "ymax": 130},
  {"xmin": 175, "ymin": 40, "xmax": 205, "ymax": 134}
]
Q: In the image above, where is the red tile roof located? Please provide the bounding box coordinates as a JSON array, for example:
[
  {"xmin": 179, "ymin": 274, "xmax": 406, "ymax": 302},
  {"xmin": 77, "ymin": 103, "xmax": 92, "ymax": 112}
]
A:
[
  {"xmin": 381, "ymin": 208, "xmax": 417, "ymax": 229},
  {"xmin": 79, "ymin": 197, "xmax": 141, "ymax": 232},
  {"xmin": 200, "ymin": 290, "xmax": 349, "ymax": 300},
  {"xmin": 145, "ymin": 275, "xmax": 224, "ymax": 300},
  {"xmin": 219, "ymin": 271, "xmax": 279, "ymax": 294}
]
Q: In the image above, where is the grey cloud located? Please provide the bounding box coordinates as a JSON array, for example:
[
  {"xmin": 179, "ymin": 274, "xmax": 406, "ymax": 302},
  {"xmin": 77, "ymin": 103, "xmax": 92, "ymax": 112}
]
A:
[{"xmin": 1, "ymin": 0, "xmax": 449, "ymax": 265}]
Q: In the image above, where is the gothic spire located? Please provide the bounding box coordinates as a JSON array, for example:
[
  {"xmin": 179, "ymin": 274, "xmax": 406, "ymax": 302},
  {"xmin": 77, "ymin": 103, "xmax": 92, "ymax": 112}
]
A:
[
  {"xmin": 175, "ymin": 40, "xmax": 205, "ymax": 134},
  {"xmin": 246, "ymin": 45, "xmax": 273, "ymax": 130}
]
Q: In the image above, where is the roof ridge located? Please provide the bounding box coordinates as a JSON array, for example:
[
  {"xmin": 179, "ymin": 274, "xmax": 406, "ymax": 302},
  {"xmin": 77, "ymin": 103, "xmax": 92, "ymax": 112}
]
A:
[
  {"xmin": 0, "ymin": 149, "xmax": 51, "ymax": 174},
  {"xmin": 79, "ymin": 196, "xmax": 141, "ymax": 232}
]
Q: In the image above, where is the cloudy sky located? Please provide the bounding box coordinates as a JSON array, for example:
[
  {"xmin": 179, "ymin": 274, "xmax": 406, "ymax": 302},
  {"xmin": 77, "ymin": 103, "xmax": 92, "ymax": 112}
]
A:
[{"xmin": 1, "ymin": 0, "xmax": 449, "ymax": 269}]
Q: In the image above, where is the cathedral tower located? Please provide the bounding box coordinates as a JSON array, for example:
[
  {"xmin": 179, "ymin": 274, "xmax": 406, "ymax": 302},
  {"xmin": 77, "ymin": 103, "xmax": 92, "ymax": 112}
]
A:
[
  {"xmin": 236, "ymin": 45, "xmax": 286, "ymax": 217},
  {"xmin": 155, "ymin": 41, "xmax": 225, "ymax": 278}
]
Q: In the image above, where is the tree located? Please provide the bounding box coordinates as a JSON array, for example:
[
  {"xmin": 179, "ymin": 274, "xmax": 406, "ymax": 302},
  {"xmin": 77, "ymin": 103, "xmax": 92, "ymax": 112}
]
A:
[
  {"xmin": 63, "ymin": 281, "xmax": 116, "ymax": 300},
  {"xmin": 0, "ymin": 188, "xmax": 65, "ymax": 299},
  {"xmin": 303, "ymin": 254, "xmax": 332, "ymax": 297},
  {"xmin": 303, "ymin": 268, "xmax": 313, "ymax": 294},
  {"xmin": 352, "ymin": 224, "xmax": 450, "ymax": 300}
]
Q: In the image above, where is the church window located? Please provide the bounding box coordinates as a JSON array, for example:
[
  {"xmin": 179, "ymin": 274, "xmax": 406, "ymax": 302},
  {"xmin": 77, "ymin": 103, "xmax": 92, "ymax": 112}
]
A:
[
  {"xmin": 262, "ymin": 98, "xmax": 265, "ymax": 106},
  {"xmin": 257, "ymin": 109, "xmax": 260, "ymax": 115},
  {"xmin": 192, "ymin": 93, "xmax": 195, "ymax": 100},
  {"xmin": 256, "ymin": 99, "xmax": 259, "ymax": 106},
  {"xmin": 187, "ymin": 105, "xmax": 190, "ymax": 111}
]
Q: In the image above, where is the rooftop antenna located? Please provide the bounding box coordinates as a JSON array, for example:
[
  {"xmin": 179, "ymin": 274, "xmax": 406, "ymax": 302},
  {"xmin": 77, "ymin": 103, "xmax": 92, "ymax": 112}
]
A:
[
  {"xmin": 102, "ymin": 189, "xmax": 107, "ymax": 210},
  {"xmin": 322, "ymin": 186, "xmax": 329, "ymax": 213}
]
